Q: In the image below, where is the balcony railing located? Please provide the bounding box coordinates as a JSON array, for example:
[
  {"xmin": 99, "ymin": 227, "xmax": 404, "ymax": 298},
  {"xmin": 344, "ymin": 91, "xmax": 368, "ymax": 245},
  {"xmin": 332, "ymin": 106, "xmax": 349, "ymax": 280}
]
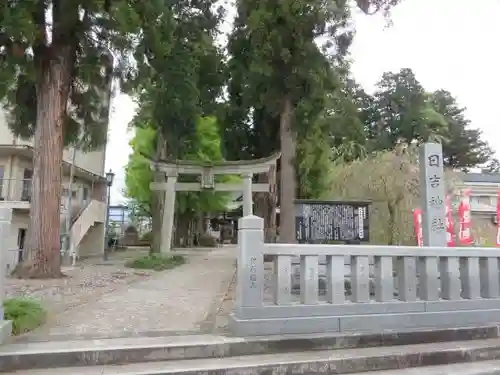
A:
[
  {"xmin": 0, "ymin": 179, "xmax": 92, "ymax": 206},
  {"xmin": 0, "ymin": 179, "xmax": 32, "ymax": 202}
]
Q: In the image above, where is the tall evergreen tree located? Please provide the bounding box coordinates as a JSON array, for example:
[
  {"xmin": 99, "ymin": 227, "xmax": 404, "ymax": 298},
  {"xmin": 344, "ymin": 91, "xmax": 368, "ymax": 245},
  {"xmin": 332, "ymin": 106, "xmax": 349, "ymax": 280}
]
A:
[
  {"xmin": 0, "ymin": 0, "xmax": 169, "ymax": 278},
  {"xmin": 131, "ymin": 0, "xmax": 225, "ymax": 252},
  {"xmin": 369, "ymin": 69, "xmax": 447, "ymax": 149},
  {"xmin": 430, "ymin": 90, "xmax": 493, "ymax": 170},
  {"xmin": 227, "ymin": 0, "xmax": 354, "ymax": 242}
]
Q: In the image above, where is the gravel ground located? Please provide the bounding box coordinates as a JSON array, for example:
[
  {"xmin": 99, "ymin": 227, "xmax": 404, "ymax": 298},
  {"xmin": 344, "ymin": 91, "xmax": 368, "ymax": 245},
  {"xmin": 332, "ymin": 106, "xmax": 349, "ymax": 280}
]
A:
[
  {"xmin": 7, "ymin": 247, "xmax": 236, "ymax": 341},
  {"xmin": 5, "ymin": 252, "xmax": 157, "ymax": 315}
]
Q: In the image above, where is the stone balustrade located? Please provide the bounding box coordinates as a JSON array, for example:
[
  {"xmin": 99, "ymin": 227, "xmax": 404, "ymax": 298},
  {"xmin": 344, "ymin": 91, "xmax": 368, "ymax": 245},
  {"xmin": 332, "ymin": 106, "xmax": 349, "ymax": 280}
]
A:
[{"xmin": 229, "ymin": 215, "xmax": 500, "ymax": 336}]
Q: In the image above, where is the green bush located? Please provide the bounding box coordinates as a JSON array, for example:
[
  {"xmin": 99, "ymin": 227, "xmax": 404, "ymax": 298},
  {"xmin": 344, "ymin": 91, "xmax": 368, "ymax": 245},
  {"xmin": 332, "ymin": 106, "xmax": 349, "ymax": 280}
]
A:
[
  {"xmin": 3, "ymin": 298, "xmax": 47, "ymax": 335},
  {"xmin": 125, "ymin": 254, "xmax": 186, "ymax": 271},
  {"xmin": 197, "ymin": 235, "xmax": 218, "ymax": 247}
]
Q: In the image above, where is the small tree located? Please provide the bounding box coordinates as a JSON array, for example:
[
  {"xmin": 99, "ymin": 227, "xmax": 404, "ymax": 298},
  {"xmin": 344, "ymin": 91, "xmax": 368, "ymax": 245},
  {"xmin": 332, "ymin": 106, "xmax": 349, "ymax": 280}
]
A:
[{"xmin": 330, "ymin": 144, "xmax": 460, "ymax": 245}]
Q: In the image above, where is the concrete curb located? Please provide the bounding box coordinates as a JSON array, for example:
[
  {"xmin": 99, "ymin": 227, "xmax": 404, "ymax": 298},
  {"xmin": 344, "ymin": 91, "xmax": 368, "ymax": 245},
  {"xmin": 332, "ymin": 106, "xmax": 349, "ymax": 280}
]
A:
[
  {"xmin": 0, "ymin": 325, "xmax": 499, "ymax": 372},
  {"xmin": 9, "ymin": 337, "xmax": 500, "ymax": 374}
]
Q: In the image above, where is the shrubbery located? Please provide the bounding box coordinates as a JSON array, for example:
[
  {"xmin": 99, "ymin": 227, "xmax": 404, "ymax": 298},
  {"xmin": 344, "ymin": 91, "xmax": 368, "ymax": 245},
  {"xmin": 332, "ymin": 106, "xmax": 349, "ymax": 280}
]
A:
[
  {"xmin": 3, "ymin": 298, "xmax": 46, "ymax": 335},
  {"xmin": 125, "ymin": 254, "xmax": 186, "ymax": 270}
]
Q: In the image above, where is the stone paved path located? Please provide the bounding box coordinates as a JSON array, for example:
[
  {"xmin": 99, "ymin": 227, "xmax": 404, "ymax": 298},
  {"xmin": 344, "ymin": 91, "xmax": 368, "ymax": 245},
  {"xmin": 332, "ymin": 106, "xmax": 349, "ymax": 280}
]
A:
[{"xmin": 16, "ymin": 247, "xmax": 236, "ymax": 341}]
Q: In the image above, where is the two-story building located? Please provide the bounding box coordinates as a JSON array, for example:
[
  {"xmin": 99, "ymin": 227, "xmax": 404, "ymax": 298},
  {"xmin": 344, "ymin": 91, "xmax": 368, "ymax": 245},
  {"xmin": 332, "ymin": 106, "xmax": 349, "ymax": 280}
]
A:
[
  {"xmin": 455, "ymin": 172, "xmax": 500, "ymax": 246},
  {"xmin": 0, "ymin": 109, "xmax": 109, "ymax": 270}
]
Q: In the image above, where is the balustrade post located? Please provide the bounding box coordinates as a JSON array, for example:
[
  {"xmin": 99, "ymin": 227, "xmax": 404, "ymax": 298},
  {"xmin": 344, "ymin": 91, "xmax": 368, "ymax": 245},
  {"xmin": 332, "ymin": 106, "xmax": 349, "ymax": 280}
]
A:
[
  {"xmin": 480, "ymin": 258, "xmax": 500, "ymax": 298},
  {"xmin": 326, "ymin": 255, "xmax": 345, "ymax": 304},
  {"xmin": 235, "ymin": 215, "xmax": 264, "ymax": 309},
  {"xmin": 274, "ymin": 256, "xmax": 292, "ymax": 305},
  {"xmin": 300, "ymin": 256, "xmax": 319, "ymax": 304},
  {"xmin": 460, "ymin": 257, "xmax": 480, "ymax": 299},
  {"xmin": 374, "ymin": 256, "xmax": 393, "ymax": 302},
  {"xmin": 0, "ymin": 208, "xmax": 12, "ymax": 342},
  {"xmin": 396, "ymin": 257, "xmax": 417, "ymax": 301},
  {"xmin": 419, "ymin": 257, "xmax": 439, "ymax": 301},
  {"xmin": 351, "ymin": 256, "xmax": 370, "ymax": 302},
  {"xmin": 440, "ymin": 257, "xmax": 461, "ymax": 300}
]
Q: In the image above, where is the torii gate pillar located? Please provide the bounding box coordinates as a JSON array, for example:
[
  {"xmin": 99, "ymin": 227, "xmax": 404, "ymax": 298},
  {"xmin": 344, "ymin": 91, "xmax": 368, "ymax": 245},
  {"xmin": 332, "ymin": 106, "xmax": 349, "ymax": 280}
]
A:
[{"xmin": 149, "ymin": 153, "xmax": 280, "ymax": 253}]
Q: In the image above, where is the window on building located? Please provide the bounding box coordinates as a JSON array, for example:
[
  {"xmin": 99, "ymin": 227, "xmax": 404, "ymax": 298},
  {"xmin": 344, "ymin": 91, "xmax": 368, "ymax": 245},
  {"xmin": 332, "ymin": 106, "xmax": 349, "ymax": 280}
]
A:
[
  {"xmin": 472, "ymin": 196, "xmax": 492, "ymax": 206},
  {"xmin": 82, "ymin": 187, "xmax": 89, "ymax": 202},
  {"xmin": 22, "ymin": 169, "xmax": 32, "ymax": 201}
]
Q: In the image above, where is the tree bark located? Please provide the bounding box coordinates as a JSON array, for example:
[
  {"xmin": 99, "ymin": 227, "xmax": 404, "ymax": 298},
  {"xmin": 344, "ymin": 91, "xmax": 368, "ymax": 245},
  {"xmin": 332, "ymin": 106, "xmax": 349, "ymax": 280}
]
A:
[
  {"xmin": 255, "ymin": 165, "xmax": 278, "ymax": 243},
  {"xmin": 279, "ymin": 97, "xmax": 296, "ymax": 243},
  {"xmin": 13, "ymin": 49, "xmax": 72, "ymax": 278}
]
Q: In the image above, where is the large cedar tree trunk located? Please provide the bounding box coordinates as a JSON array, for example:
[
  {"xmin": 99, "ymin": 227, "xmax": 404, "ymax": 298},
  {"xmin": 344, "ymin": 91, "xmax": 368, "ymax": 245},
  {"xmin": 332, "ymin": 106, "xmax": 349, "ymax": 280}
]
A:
[
  {"xmin": 13, "ymin": 51, "xmax": 72, "ymax": 278},
  {"xmin": 254, "ymin": 165, "xmax": 278, "ymax": 243},
  {"xmin": 279, "ymin": 97, "xmax": 296, "ymax": 243}
]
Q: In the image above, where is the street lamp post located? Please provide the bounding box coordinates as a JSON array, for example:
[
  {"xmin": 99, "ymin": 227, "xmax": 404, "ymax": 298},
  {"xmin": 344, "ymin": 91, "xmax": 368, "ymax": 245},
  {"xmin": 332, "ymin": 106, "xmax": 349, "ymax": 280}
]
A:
[{"xmin": 103, "ymin": 169, "xmax": 115, "ymax": 261}]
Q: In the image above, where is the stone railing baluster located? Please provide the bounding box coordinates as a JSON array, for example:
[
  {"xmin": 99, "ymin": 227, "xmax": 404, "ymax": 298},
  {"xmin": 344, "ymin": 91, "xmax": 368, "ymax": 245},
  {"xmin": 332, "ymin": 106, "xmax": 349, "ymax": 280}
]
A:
[
  {"xmin": 459, "ymin": 257, "xmax": 480, "ymax": 299},
  {"xmin": 440, "ymin": 257, "xmax": 461, "ymax": 300},
  {"xmin": 418, "ymin": 257, "xmax": 439, "ymax": 301},
  {"xmin": 326, "ymin": 255, "xmax": 345, "ymax": 304},
  {"xmin": 351, "ymin": 256, "xmax": 370, "ymax": 302},
  {"xmin": 480, "ymin": 257, "xmax": 500, "ymax": 298},
  {"xmin": 374, "ymin": 256, "xmax": 393, "ymax": 302},
  {"xmin": 273, "ymin": 255, "xmax": 292, "ymax": 305},
  {"xmin": 300, "ymin": 255, "xmax": 319, "ymax": 305},
  {"xmin": 396, "ymin": 257, "xmax": 417, "ymax": 301}
]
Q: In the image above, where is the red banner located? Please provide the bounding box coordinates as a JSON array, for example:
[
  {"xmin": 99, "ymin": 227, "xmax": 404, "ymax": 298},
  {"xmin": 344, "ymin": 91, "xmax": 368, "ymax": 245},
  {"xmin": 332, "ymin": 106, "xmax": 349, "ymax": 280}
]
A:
[
  {"xmin": 413, "ymin": 208, "xmax": 423, "ymax": 246},
  {"xmin": 445, "ymin": 196, "xmax": 455, "ymax": 247},
  {"xmin": 496, "ymin": 190, "xmax": 500, "ymax": 247},
  {"xmin": 458, "ymin": 189, "xmax": 473, "ymax": 245}
]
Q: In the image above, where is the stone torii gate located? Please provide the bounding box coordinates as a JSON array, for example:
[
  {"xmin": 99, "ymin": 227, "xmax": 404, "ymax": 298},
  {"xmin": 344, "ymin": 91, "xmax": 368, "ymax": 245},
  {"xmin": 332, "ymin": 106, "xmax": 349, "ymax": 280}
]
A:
[{"xmin": 149, "ymin": 152, "xmax": 280, "ymax": 253}]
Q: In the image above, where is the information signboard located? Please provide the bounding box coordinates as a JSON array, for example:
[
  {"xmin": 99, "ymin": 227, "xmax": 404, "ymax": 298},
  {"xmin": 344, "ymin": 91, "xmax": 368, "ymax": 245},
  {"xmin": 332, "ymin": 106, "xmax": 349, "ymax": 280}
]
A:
[{"xmin": 295, "ymin": 199, "xmax": 370, "ymax": 243}]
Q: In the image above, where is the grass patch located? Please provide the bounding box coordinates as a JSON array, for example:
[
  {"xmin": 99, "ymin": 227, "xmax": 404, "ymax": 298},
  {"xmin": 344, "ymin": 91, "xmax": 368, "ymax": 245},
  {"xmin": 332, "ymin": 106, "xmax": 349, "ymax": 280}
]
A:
[
  {"xmin": 3, "ymin": 298, "xmax": 47, "ymax": 335},
  {"xmin": 125, "ymin": 254, "xmax": 186, "ymax": 271}
]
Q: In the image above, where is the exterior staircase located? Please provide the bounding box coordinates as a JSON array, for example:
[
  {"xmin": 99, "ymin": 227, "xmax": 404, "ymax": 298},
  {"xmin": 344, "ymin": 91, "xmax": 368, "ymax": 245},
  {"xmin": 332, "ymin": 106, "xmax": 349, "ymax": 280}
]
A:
[
  {"xmin": 2, "ymin": 325, "xmax": 500, "ymax": 374},
  {"xmin": 69, "ymin": 199, "xmax": 106, "ymax": 257}
]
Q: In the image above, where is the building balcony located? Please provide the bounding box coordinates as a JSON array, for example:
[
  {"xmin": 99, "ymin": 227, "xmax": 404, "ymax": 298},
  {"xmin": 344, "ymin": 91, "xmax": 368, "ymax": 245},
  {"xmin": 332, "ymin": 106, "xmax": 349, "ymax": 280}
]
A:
[
  {"xmin": 0, "ymin": 179, "xmax": 96, "ymax": 211},
  {"xmin": 0, "ymin": 179, "xmax": 32, "ymax": 209}
]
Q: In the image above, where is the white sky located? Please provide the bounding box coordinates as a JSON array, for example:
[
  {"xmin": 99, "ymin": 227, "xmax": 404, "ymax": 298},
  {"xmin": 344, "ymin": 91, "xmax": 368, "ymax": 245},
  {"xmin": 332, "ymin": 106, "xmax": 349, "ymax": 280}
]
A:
[{"xmin": 105, "ymin": 0, "xmax": 500, "ymax": 204}]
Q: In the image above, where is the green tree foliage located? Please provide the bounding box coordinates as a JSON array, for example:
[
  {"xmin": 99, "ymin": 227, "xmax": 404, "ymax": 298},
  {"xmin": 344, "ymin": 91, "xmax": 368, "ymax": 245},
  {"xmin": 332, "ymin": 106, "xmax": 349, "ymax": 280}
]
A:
[
  {"xmin": 175, "ymin": 116, "xmax": 237, "ymax": 217},
  {"xmin": 429, "ymin": 90, "xmax": 494, "ymax": 170},
  {"xmin": 127, "ymin": 0, "xmax": 224, "ymax": 252},
  {"xmin": 134, "ymin": 0, "xmax": 225, "ymax": 157},
  {"xmin": 349, "ymin": 68, "xmax": 495, "ymax": 170},
  {"xmin": 125, "ymin": 116, "xmax": 235, "ymax": 250},
  {"xmin": 124, "ymin": 126, "xmax": 156, "ymax": 215},
  {"xmin": 226, "ymin": 0, "xmax": 355, "ymax": 241},
  {"xmin": 367, "ymin": 69, "xmax": 447, "ymax": 149},
  {"xmin": 1, "ymin": 0, "xmax": 172, "ymax": 278}
]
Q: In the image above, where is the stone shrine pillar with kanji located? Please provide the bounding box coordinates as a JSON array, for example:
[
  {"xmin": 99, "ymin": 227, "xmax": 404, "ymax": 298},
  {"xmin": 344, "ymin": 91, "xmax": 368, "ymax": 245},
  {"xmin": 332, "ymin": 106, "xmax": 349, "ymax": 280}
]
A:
[{"xmin": 419, "ymin": 142, "xmax": 447, "ymax": 247}]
